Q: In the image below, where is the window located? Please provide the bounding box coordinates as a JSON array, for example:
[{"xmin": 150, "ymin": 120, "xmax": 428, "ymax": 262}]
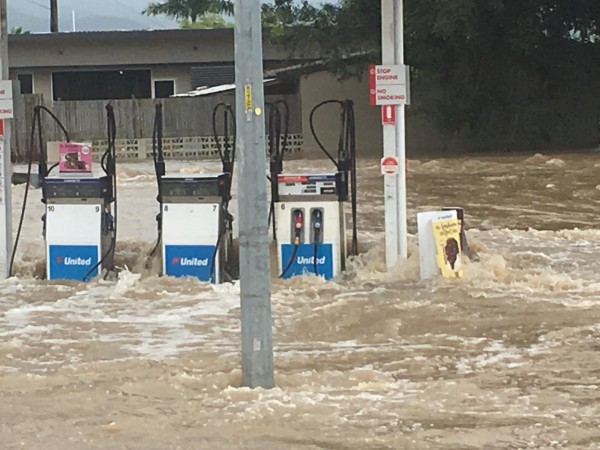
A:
[
  {"xmin": 154, "ymin": 80, "xmax": 175, "ymax": 98},
  {"xmin": 17, "ymin": 74, "xmax": 33, "ymax": 94},
  {"xmin": 52, "ymin": 70, "xmax": 152, "ymax": 101}
]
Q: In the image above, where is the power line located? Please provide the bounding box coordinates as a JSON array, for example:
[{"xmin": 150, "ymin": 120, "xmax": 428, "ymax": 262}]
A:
[{"xmin": 22, "ymin": 0, "xmax": 50, "ymax": 10}]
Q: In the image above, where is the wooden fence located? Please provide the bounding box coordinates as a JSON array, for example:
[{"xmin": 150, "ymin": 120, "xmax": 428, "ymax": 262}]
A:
[{"xmin": 11, "ymin": 94, "xmax": 303, "ymax": 162}]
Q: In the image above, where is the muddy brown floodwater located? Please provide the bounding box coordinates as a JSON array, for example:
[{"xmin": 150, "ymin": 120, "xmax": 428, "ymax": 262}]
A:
[{"xmin": 1, "ymin": 152, "xmax": 600, "ymax": 449}]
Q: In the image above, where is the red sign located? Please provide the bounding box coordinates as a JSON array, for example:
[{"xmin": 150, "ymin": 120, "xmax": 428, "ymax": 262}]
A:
[
  {"xmin": 0, "ymin": 119, "xmax": 4, "ymax": 137},
  {"xmin": 381, "ymin": 156, "xmax": 399, "ymax": 175},
  {"xmin": 278, "ymin": 175, "xmax": 308, "ymax": 183},
  {"xmin": 368, "ymin": 65, "xmax": 377, "ymax": 105},
  {"xmin": 381, "ymin": 105, "xmax": 395, "ymax": 125}
]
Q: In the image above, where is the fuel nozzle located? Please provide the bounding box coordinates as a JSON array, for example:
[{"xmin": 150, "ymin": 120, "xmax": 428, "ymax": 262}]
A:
[
  {"xmin": 292, "ymin": 209, "xmax": 304, "ymax": 245},
  {"xmin": 311, "ymin": 209, "xmax": 323, "ymax": 244}
]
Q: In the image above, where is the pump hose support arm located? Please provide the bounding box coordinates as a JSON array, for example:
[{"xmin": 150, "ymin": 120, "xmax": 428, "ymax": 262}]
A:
[
  {"xmin": 146, "ymin": 103, "xmax": 166, "ymax": 269},
  {"xmin": 309, "ymin": 99, "xmax": 359, "ymax": 257},
  {"xmin": 152, "ymin": 103, "xmax": 166, "ymax": 199},
  {"xmin": 9, "ymin": 105, "xmax": 70, "ymax": 278},
  {"xmin": 210, "ymin": 103, "xmax": 236, "ymax": 283},
  {"xmin": 266, "ymin": 100, "xmax": 290, "ymax": 240},
  {"xmin": 211, "ymin": 103, "xmax": 236, "ymax": 207},
  {"xmin": 83, "ymin": 103, "xmax": 118, "ymax": 282}
]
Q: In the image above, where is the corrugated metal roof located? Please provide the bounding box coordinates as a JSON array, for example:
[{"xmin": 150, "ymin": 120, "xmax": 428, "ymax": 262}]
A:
[
  {"xmin": 8, "ymin": 28, "xmax": 234, "ymax": 43},
  {"xmin": 173, "ymin": 79, "xmax": 277, "ymax": 97}
]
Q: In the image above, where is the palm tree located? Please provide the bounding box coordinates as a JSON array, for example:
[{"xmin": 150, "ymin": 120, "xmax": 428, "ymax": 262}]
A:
[{"xmin": 143, "ymin": 0, "xmax": 233, "ymax": 24}]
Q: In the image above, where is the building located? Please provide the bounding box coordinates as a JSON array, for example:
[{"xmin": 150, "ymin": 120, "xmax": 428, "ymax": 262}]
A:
[
  {"xmin": 8, "ymin": 28, "xmax": 294, "ymax": 101},
  {"xmin": 8, "ymin": 28, "xmax": 391, "ymax": 158}
]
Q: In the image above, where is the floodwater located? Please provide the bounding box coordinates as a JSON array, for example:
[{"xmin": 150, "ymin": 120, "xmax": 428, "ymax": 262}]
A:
[{"xmin": 1, "ymin": 152, "xmax": 600, "ymax": 449}]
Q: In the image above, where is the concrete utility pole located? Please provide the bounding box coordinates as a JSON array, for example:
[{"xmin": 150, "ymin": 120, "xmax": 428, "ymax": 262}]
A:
[
  {"xmin": 381, "ymin": 0, "xmax": 408, "ymax": 268},
  {"xmin": 50, "ymin": 0, "xmax": 58, "ymax": 32},
  {"xmin": 0, "ymin": 0, "xmax": 13, "ymax": 279},
  {"xmin": 234, "ymin": 0, "xmax": 275, "ymax": 389}
]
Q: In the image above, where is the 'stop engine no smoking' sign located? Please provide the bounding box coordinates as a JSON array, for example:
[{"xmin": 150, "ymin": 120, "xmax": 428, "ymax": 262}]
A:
[
  {"xmin": 369, "ymin": 64, "xmax": 410, "ymax": 106},
  {"xmin": 0, "ymin": 81, "xmax": 14, "ymax": 120}
]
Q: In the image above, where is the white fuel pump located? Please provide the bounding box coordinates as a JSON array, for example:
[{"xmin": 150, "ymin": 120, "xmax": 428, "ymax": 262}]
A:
[
  {"xmin": 275, "ymin": 174, "xmax": 347, "ymax": 279},
  {"xmin": 150, "ymin": 103, "xmax": 235, "ymax": 283},
  {"xmin": 10, "ymin": 104, "xmax": 118, "ymax": 281},
  {"xmin": 159, "ymin": 174, "xmax": 231, "ymax": 282},
  {"xmin": 43, "ymin": 175, "xmax": 114, "ymax": 281},
  {"xmin": 268, "ymin": 100, "xmax": 358, "ymax": 280}
]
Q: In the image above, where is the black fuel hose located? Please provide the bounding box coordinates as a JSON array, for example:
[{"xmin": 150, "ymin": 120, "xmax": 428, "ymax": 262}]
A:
[
  {"xmin": 209, "ymin": 208, "xmax": 234, "ymax": 284},
  {"xmin": 278, "ymin": 209, "xmax": 303, "ymax": 279},
  {"xmin": 308, "ymin": 99, "xmax": 358, "ymax": 257},
  {"xmin": 278, "ymin": 240, "xmax": 299, "ymax": 279},
  {"xmin": 9, "ymin": 105, "xmax": 70, "ymax": 278},
  {"xmin": 83, "ymin": 103, "xmax": 117, "ymax": 282},
  {"xmin": 312, "ymin": 209, "xmax": 322, "ymax": 276}
]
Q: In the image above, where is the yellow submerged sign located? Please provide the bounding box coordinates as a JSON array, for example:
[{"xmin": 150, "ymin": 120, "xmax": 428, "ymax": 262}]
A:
[
  {"xmin": 244, "ymin": 84, "xmax": 252, "ymax": 111},
  {"xmin": 432, "ymin": 218, "xmax": 463, "ymax": 278}
]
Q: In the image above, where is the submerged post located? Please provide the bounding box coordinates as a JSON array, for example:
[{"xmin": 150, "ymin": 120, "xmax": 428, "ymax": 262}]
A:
[
  {"xmin": 394, "ymin": 0, "xmax": 408, "ymax": 260},
  {"xmin": 381, "ymin": 0, "xmax": 408, "ymax": 268},
  {"xmin": 234, "ymin": 0, "xmax": 275, "ymax": 389},
  {"xmin": 0, "ymin": 0, "xmax": 13, "ymax": 279},
  {"xmin": 381, "ymin": 0, "xmax": 398, "ymax": 269}
]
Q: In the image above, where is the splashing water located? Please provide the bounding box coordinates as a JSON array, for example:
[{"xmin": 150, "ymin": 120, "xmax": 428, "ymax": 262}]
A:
[{"xmin": 1, "ymin": 152, "xmax": 600, "ymax": 449}]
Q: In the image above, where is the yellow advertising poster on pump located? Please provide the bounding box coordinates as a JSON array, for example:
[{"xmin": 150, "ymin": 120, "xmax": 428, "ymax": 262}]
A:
[{"xmin": 432, "ymin": 218, "xmax": 463, "ymax": 278}]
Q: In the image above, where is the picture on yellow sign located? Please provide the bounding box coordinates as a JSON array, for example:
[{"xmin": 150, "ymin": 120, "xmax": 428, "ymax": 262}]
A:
[{"xmin": 432, "ymin": 218, "xmax": 463, "ymax": 278}]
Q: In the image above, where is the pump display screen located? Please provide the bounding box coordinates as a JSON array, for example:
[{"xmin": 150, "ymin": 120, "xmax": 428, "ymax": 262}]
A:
[
  {"xmin": 42, "ymin": 176, "xmax": 113, "ymax": 200},
  {"xmin": 160, "ymin": 175, "xmax": 228, "ymax": 200}
]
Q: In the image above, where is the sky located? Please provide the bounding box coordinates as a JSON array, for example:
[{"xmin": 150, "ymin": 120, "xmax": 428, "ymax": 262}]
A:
[{"xmin": 9, "ymin": 0, "xmax": 324, "ymax": 33}]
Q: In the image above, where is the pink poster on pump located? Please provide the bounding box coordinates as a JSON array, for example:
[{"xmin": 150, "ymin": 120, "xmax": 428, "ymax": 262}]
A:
[{"xmin": 58, "ymin": 142, "xmax": 92, "ymax": 174}]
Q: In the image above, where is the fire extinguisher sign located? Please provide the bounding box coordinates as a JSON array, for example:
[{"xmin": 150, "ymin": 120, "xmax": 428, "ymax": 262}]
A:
[{"xmin": 381, "ymin": 105, "xmax": 396, "ymax": 125}]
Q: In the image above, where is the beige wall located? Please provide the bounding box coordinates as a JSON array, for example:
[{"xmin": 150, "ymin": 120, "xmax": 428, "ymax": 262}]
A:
[
  {"xmin": 8, "ymin": 29, "xmax": 285, "ymax": 70},
  {"xmin": 300, "ymin": 71, "xmax": 382, "ymax": 159},
  {"xmin": 300, "ymin": 70, "xmax": 472, "ymax": 157},
  {"xmin": 16, "ymin": 70, "xmax": 53, "ymax": 100},
  {"xmin": 8, "ymin": 29, "xmax": 285, "ymax": 101}
]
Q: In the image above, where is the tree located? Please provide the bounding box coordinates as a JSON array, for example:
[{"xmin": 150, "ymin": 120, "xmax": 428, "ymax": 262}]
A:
[
  {"xmin": 143, "ymin": 0, "xmax": 232, "ymax": 24},
  {"xmin": 9, "ymin": 26, "xmax": 30, "ymax": 35},
  {"xmin": 179, "ymin": 14, "xmax": 232, "ymax": 29},
  {"xmin": 262, "ymin": 0, "xmax": 378, "ymax": 78},
  {"xmin": 264, "ymin": 0, "xmax": 600, "ymax": 151}
]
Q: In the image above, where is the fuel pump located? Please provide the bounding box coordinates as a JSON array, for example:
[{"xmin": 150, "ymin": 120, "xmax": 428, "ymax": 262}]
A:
[
  {"xmin": 151, "ymin": 103, "xmax": 235, "ymax": 283},
  {"xmin": 10, "ymin": 104, "xmax": 118, "ymax": 281},
  {"xmin": 272, "ymin": 99, "xmax": 358, "ymax": 280}
]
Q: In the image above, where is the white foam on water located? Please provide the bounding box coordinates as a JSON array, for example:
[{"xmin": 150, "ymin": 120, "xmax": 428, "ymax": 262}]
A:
[{"xmin": 3, "ymin": 155, "xmax": 600, "ymax": 448}]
